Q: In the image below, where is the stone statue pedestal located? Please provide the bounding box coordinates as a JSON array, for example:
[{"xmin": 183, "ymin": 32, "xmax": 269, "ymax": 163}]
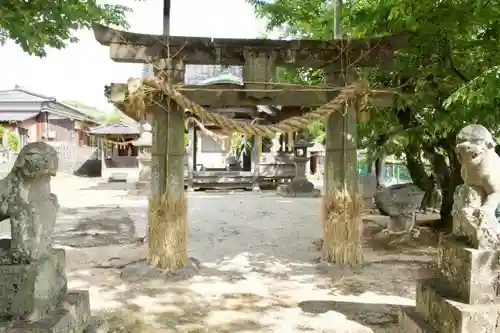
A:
[
  {"xmin": 276, "ymin": 176, "xmax": 320, "ymax": 197},
  {"xmin": 131, "ymin": 152, "xmax": 151, "ymax": 195},
  {"xmin": 400, "ymin": 124, "xmax": 500, "ymax": 332},
  {"xmin": 129, "ymin": 123, "xmax": 152, "ymax": 196},
  {"xmin": 276, "ymin": 139, "xmax": 320, "ymax": 198},
  {"xmin": 137, "ymin": 152, "xmax": 152, "ymax": 182},
  {"xmin": 374, "ymin": 183, "xmax": 424, "ymax": 236},
  {"xmin": 400, "ymin": 236, "xmax": 500, "ymax": 332},
  {"xmin": 0, "ymin": 240, "xmax": 91, "ymax": 332}
]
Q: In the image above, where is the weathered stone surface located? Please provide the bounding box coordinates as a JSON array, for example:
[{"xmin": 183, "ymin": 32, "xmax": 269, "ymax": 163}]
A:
[
  {"xmin": 373, "ymin": 183, "xmax": 424, "ymax": 234},
  {"xmin": 0, "ymin": 142, "xmax": 59, "ymax": 263},
  {"xmin": 400, "ymin": 126, "xmax": 500, "ymax": 333},
  {"xmin": 276, "ymin": 180, "xmax": 321, "ymax": 197},
  {"xmin": 399, "ymin": 307, "xmax": 438, "ymax": 333},
  {"xmin": 437, "ymin": 236, "xmax": 500, "ymax": 304},
  {"xmin": 0, "ymin": 142, "xmax": 92, "ymax": 333},
  {"xmin": 453, "ymin": 124, "xmax": 500, "ymax": 249},
  {"xmin": 452, "ymin": 184, "xmax": 500, "ymax": 249},
  {"xmin": 416, "ymin": 277, "xmax": 500, "ymax": 333},
  {"xmin": 276, "ymin": 139, "xmax": 320, "ymax": 198},
  {"xmin": 0, "ymin": 291, "xmax": 91, "ymax": 333},
  {"xmin": 0, "ymin": 246, "xmax": 67, "ymax": 321},
  {"xmin": 137, "ymin": 159, "xmax": 151, "ymax": 182}
]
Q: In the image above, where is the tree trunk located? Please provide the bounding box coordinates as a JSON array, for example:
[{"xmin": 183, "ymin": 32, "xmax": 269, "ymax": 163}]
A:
[
  {"xmin": 405, "ymin": 148, "xmax": 431, "ymax": 191},
  {"xmin": 438, "ymin": 140, "xmax": 463, "ymax": 230},
  {"xmin": 419, "ymin": 176, "xmax": 436, "ymax": 211},
  {"xmin": 420, "ymin": 137, "xmax": 463, "ymax": 231},
  {"xmin": 375, "ymin": 158, "xmax": 383, "ymax": 187},
  {"xmin": 374, "ymin": 134, "xmax": 388, "ymax": 188},
  {"xmin": 426, "ymin": 148, "xmax": 453, "ymax": 231}
]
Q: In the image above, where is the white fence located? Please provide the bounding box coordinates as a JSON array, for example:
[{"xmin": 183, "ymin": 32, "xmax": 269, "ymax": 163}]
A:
[{"xmin": 0, "ymin": 143, "xmax": 97, "ymax": 177}]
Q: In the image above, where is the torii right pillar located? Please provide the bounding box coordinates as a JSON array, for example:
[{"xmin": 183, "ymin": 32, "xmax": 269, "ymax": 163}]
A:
[{"xmin": 322, "ymin": 68, "xmax": 363, "ymax": 264}]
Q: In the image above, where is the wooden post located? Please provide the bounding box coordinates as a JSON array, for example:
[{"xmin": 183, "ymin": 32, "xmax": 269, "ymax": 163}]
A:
[
  {"xmin": 187, "ymin": 125, "xmax": 195, "ymax": 191},
  {"xmin": 321, "ymin": 0, "xmax": 363, "ymax": 264},
  {"xmin": 193, "ymin": 126, "xmax": 198, "ymax": 172},
  {"xmin": 148, "ymin": 0, "xmax": 188, "ymax": 270},
  {"xmin": 243, "ymin": 50, "xmax": 274, "ymax": 191},
  {"xmin": 287, "ymin": 132, "xmax": 293, "ymax": 152},
  {"xmin": 100, "ymin": 139, "xmax": 106, "ymax": 178},
  {"xmin": 251, "ymin": 135, "xmax": 261, "ymax": 192}
]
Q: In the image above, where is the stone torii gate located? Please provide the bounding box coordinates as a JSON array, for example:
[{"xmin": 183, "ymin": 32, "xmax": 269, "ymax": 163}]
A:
[{"xmin": 92, "ymin": 11, "xmax": 406, "ymax": 269}]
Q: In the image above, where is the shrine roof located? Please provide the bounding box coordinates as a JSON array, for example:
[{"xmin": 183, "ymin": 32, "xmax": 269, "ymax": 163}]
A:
[
  {"xmin": 140, "ymin": 64, "xmax": 277, "ymax": 113},
  {"xmin": 88, "ymin": 121, "xmax": 139, "ymax": 135}
]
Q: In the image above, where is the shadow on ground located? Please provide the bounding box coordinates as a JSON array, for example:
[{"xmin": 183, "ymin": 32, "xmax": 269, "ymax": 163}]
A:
[
  {"xmin": 56, "ymin": 188, "xmax": 440, "ymax": 332},
  {"xmin": 79, "ymin": 182, "xmax": 135, "ymax": 191},
  {"xmin": 298, "ymin": 300, "xmax": 410, "ymax": 333},
  {"xmin": 54, "ymin": 206, "xmax": 137, "ymax": 247},
  {"xmin": 67, "ymin": 219, "xmax": 438, "ymax": 332}
]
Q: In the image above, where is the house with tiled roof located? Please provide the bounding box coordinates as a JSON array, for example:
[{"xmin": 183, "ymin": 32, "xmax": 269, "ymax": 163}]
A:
[{"xmin": 0, "ymin": 86, "xmax": 99, "ymax": 148}]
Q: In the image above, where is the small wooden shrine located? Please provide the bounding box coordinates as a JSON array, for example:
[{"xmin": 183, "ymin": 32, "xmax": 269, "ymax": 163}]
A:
[
  {"xmin": 87, "ymin": 121, "xmax": 140, "ymax": 181},
  {"xmin": 127, "ymin": 64, "xmax": 302, "ymax": 190}
]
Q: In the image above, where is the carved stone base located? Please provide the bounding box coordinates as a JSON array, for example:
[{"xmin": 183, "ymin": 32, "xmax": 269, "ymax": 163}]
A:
[
  {"xmin": 0, "ymin": 291, "xmax": 91, "ymax": 333},
  {"xmin": 437, "ymin": 236, "xmax": 500, "ymax": 304},
  {"xmin": 0, "ymin": 247, "xmax": 67, "ymax": 321},
  {"xmin": 127, "ymin": 181, "xmax": 150, "ymax": 196},
  {"xmin": 399, "ymin": 307, "xmax": 438, "ymax": 333},
  {"xmin": 137, "ymin": 165, "xmax": 151, "ymax": 183},
  {"xmin": 415, "ymin": 277, "xmax": 500, "ymax": 333},
  {"xmin": 387, "ymin": 213, "xmax": 416, "ymax": 234},
  {"xmin": 251, "ymin": 184, "xmax": 261, "ymax": 192},
  {"xmin": 276, "ymin": 178, "xmax": 320, "ymax": 198},
  {"xmin": 399, "ymin": 236, "xmax": 500, "ymax": 333}
]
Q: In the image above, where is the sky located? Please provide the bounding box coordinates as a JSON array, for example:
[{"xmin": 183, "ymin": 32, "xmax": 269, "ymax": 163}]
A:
[{"xmin": 0, "ymin": 0, "xmax": 266, "ymax": 112}]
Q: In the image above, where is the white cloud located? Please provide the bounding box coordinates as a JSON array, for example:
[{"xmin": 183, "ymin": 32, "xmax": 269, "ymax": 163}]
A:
[{"xmin": 0, "ymin": 0, "xmax": 265, "ymax": 112}]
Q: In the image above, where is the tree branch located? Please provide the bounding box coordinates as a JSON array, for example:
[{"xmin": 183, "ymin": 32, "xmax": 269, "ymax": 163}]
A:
[{"xmin": 445, "ymin": 39, "xmax": 469, "ymax": 82}]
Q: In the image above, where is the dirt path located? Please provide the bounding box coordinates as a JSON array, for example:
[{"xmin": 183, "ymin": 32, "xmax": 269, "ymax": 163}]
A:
[{"xmin": 49, "ymin": 176, "xmax": 439, "ymax": 333}]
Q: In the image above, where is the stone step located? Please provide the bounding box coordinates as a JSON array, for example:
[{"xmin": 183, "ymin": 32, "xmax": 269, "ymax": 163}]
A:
[
  {"xmin": 416, "ymin": 277, "xmax": 500, "ymax": 333},
  {"xmin": 437, "ymin": 235, "xmax": 500, "ymax": 304},
  {"xmin": 0, "ymin": 291, "xmax": 90, "ymax": 333},
  {"xmin": 399, "ymin": 307, "xmax": 439, "ymax": 333}
]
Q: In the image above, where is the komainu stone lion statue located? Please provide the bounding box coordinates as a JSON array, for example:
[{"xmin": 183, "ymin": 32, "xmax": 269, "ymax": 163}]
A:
[
  {"xmin": 453, "ymin": 124, "xmax": 500, "ymax": 248},
  {"xmin": 0, "ymin": 142, "xmax": 59, "ymax": 263}
]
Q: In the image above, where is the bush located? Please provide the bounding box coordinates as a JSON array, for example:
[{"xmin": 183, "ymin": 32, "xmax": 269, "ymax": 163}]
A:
[{"xmin": 7, "ymin": 132, "xmax": 19, "ymax": 152}]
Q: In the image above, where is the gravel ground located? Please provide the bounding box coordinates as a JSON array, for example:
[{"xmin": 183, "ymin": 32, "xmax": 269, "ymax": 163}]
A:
[{"xmin": 24, "ymin": 176, "xmax": 440, "ymax": 332}]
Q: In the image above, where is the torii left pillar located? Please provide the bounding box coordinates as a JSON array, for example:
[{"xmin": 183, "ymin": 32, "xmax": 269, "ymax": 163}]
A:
[
  {"xmin": 148, "ymin": 59, "xmax": 188, "ymax": 270},
  {"xmin": 147, "ymin": 1, "xmax": 188, "ymax": 270}
]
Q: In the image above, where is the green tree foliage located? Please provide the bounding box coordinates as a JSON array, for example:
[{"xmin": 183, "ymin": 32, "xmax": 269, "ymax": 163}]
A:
[
  {"xmin": 104, "ymin": 109, "xmax": 124, "ymax": 125},
  {"xmin": 6, "ymin": 131, "xmax": 19, "ymax": 152},
  {"xmin": 63, "ymin": 100, "xmax": 107, "ymax": 122},
  {"xmin": 0, "ymin": 125, "xmax": 20, "ymax": 152},
  {"xmin": 248, "ymin": 0, "xmax": 500, "ymax": 229},
  {"xmin": 0, "ymin": 0, "xmax": 129, "ymax": 56}
]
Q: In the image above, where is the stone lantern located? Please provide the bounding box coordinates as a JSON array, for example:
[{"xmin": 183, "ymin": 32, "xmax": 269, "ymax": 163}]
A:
[
  {"xmin": 131, "ymin": 121, "xmax": 152, "ymax": 193},
  {"xmin": 277, "ymin": 138, "xmax": 320, "ymax": 197}
]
